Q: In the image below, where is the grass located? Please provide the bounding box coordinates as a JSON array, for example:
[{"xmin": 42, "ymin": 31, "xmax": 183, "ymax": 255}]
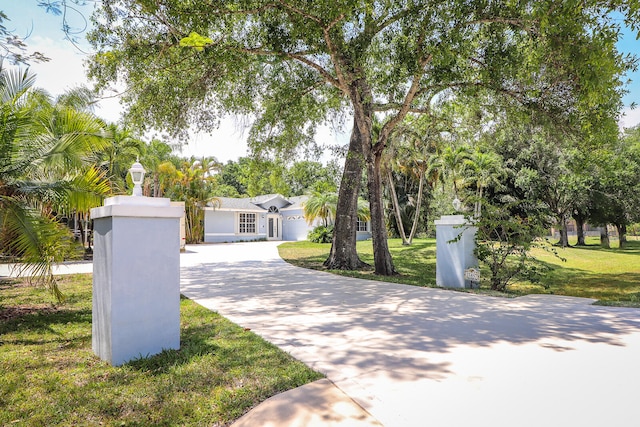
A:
[
  {"xmin": 0, "ymin": 274, "xmax": 322, "ymax": 426},
  {"xmin": 278, "ymin": 236, "xmax": 640, "ymax": 306},
  {"xmin": 519, "ymin": 236, "xmax": 640, "ymax": 306},
  {"xmin": 278, "ymin": 239, "xmax": 437, "ymax": 287}
]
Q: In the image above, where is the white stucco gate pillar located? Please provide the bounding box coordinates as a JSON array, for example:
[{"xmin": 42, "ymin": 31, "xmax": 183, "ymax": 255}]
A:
[
  {"xmin": 90, "ymin": 195, "xmax": 183, "ymax": 366},
  {"xmin": 435, "ymin": 215, "xmax": 478, "ymax": 289}
]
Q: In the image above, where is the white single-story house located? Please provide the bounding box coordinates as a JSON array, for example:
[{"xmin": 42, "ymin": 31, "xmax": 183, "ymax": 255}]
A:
[{"xmin": 203, "ymin": 193, "xmax": 372, "ymax": 243}]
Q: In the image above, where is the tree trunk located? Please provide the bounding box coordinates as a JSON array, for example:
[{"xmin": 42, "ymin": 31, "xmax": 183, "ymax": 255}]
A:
[
  {"xmin": 616, "ymin": 223, "xmax": 627, "ymax": 248},
  {"xmin": 77, "ymin": 214, "xmax": 86, "ymax": 248},
  {"xmin": 324, "ymin": 118, "xmax": 368, "ymax": 270},
  {"xmin": 83, "ymin": 214, "xmax": 90, "ymax": 249},
  {"xmin": 556, "ymin": 215, "xmax": 569, "ymax": 248},
  {"xmin": 407, "ymin": 171, "xmax": 425, "ymax": 244},
  {"xmin": 600, "ymin": 226, "xmax": 610, "ymax": 249},
  {"xmin": 387, "ymin": 169, "xmax": 409, "ymax": 245},
  {"xmin": 366, "ymin": 144, "xmax": 397, "ymax": 276},
  {"xmin": 328, "ymin": 75, "xmax": 397, "ymax": 275},
  {"xmin": 574, "ymin": 214, "xmax": 586, "ymax": 246},
  {"xmin": 475, "ymin": 185, "xmax": 483, "ymax": 218},
  {"xmin": 153, "ymin": 173, "xmax": 160, "ymax": 197}
]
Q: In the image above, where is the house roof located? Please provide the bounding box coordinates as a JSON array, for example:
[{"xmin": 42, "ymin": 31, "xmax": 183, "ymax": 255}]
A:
[
  {"xmin": 209, "ymin": 197, "xmax": 263, "ymax": 211},
  {"xmin": 207, "ymin": 194, "xmax": 309, "ymax": 212},
  {"xmin": 280, "ymin": 195, "xmax": 308, "ymax": 211},
  {"xmin": 251, "ymin": 194, "xmax": 290, "ymax": 209}
]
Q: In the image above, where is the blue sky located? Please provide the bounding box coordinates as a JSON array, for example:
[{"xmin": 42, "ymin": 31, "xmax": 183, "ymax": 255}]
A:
[
  {"xmin": 614, "ymin": 15, "xmax": 640, "ymax": 110},
  {"xmin": 2, "ymin": 0, "xmax": 639, "ymax": 157}
]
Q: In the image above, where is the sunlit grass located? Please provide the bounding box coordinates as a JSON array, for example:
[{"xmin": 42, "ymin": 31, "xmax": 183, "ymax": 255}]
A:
[
  {"xmin": 279, "ymin": 239, "xmax": 437, "ymax": 287},
  {"xmin": 512, "ymin": 236, "xmax": 640, "ymax": 305},
  {"xmin": 279, "ymin": 236, "xmax": 640, "ymax": 306},
  {"xmin": 0, "ymin": 275, "xmax": 322, "ymax": 426}
]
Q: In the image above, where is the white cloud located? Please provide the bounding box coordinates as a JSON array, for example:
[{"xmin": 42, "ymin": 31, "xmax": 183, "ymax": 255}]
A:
[
  {"xmin": 619, "ymin": 106, "xmax": 640, "ymax": 130},
  {"xmin": 26, "ymin": 37, "xmax": 91, "ymax": 95},
  {"xmin": 179, "ymin": 118, "xmax": 250, "ymax": 163},
  {"xmin": 25, "ymin": 36, "xmax": 123, "ymax": 123}
]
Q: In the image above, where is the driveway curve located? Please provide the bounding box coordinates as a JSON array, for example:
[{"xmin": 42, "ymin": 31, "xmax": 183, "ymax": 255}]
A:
[{"xmin": 180, "ymin": 242, "xmax": 640, "ymax": 427}]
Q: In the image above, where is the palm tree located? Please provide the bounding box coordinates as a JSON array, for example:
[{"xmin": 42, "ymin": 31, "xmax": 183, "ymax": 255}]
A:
[
  {"xmin": 0, "ymin": 67, "xmax": 110, "ymax": 300},
  {"xmin": 465, "ymin": 150, "xmax": 505, "ymax": 217},
  {"xmin": 303, "ymin": 191, "xmax": 338, "ymax": 227},
  {"xmin": 161, "ymin": 159, "xmax": 220, "ymax": 243},
  {"xmin": 435, "ymin": 145, "xmax": 472, "ymax": 197},
  {"xmin": 140, "ymin": 139, "xmax": 175, "ymax": 197},
  {"xmin": 383, "ymin": 117, "xmax": 442, "ymax": 245},
  {"xmin": 98, "ymin": 123, "xmax": 145, "ymax": 193},
  {"xmin": 303, "ymin": 191, "xmax": 369, "ymax": 227}
]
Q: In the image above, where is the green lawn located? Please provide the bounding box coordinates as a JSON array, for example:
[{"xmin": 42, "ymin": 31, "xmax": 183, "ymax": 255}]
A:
[
  {"xmin": 278, "ymin": 236, "xmax": 640, "ymax": 306},
  {"xmin": 0, "ymin": 275, "xmax": 322, "ymax": 426}
]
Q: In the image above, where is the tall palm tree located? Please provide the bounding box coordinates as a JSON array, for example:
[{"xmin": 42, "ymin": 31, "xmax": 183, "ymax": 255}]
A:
[
  {"xmin": 303, "ymin": 191, "xmax": 338, "ymax": 227},
  {"xmin": 0, "ymin": 67, "xmax": 110, "ymax": 300},
  {"xmin": 303, "ymin": 191, "xmax": 369, "ymax": 227},
  {"xmin": 435, "ymin": 145, "xmax": 472, "ymax": 197},
  {"xmin": 465, "ymin": 150, "xmax": 505, "ymax": 217},
  {"xmin": 383, "ymin": 117, "xmax": 442, "ymax": 245},
  {"xmin": 161, "ymin": 159, "xmax": 220, "ymax": 243}
]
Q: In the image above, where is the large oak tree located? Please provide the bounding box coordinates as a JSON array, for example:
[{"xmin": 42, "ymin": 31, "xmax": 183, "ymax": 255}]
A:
[{"xmin": 88, "ymin": 0, "xmax": 637, "ymax": 275}]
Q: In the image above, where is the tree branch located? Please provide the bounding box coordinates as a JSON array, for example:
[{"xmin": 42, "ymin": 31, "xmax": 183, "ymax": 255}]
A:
[
  {"xmin": 463, "ymin": 17, "xmax": 538, "ymax": 34},
  {"xmin": 229, "ymin": 45, "xmax": 341, "ymax": 89},
  {"xmin": 375, "ymin": 54, "xmax": 433, "ymax": 154},
  {"xmin": 277, "ymin": 0, "xmax": 324, "ymax": 24},
  {"xmin": 322, "ymin": 15, "xmax": 349, "ymax": 92}
]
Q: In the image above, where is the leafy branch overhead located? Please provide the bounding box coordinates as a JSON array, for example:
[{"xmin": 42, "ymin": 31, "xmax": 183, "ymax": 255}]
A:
[{"xmin": 179, "ymin": 32, "xmax": 213, "ymax": 51}]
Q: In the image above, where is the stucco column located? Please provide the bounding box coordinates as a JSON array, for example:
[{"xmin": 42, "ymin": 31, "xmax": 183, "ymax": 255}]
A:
[
  {"xmin": 435, "ymin": 215, "xmax": 478, "ymax": 289},
  {"xmin": 90, "ymin": 196, "xmax": 183, "ymax": 366}
]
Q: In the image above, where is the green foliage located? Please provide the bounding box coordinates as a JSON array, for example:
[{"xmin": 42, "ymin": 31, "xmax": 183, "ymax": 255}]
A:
[
  {"xmin": 588, "ymin": 126, "xmax": 640, "ymax": 245},
  {"xmin": 303, "ymin": 192, "xmax": 338, "ymax": 227},
  {"xmin": 303, "ymin": 191, "xmax": 369, "ymax": 228},
  {"xmin": 87, "ymin": 0, "xmax": 639, "ymax": 274},
  {"xmin": 161, "ymin": 158, "xmax": 220, "ymax": 243},
  {"xmin": 308, "ymin": 225, "xmax": 334, "ymax": 243},
  {"xmin": 473, "ymin": 201, "xmax": 556, "ymax": 292},
  {"xmin": 179, "ymin": 31, "xmax": 213, "ymax": 51},
  {"xmin": 218, "ymin": 159, "xmax": 248, "ymax": 196},
  {"xmin": 285, "ymin": 160, "xmax": 339, "ymax": 195},
  {"xmin": 233, "ymin": 157, "xmax": 290, "ymax": 197},
  {"xmin": 0, "ymin": 66, "xmax": 111, "ymax": 301}
]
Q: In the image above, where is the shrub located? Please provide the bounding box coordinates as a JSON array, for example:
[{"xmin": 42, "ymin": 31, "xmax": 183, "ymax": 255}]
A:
[
  {"xmin": 473, "ymin": 200, "xmax": 560, "ymax": 291},
  {"xmin": 308, "ymin": 225, "xmax": 334, "ymax": 243}
]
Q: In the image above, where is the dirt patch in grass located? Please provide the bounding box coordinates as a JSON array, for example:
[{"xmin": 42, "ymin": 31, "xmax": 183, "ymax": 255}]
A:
[{"xmin": 0, "ymin": 304, "xmax": 58, "ymax": 322}]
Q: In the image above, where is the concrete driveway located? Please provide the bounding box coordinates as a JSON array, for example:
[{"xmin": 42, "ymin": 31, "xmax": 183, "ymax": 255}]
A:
[{"xmin": 180, "ymin": 242, "xmax": 640, "ymax": 427}]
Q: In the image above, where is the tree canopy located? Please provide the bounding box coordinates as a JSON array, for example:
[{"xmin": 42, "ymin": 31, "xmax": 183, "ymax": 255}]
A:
[{"xmin": 88, "ymin": 0, "xmax": 639, "ymax": 274}]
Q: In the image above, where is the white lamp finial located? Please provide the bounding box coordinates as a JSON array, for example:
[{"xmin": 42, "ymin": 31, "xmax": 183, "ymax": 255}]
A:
[{"xmin": 128, "ymin": 159, "xmax": 146, "ymax": 196}]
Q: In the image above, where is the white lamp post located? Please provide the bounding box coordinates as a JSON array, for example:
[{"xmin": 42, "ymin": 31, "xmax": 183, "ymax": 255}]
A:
[{"xmin": 128, "ymin": 159, "xmax": 146, "ymax": 197}]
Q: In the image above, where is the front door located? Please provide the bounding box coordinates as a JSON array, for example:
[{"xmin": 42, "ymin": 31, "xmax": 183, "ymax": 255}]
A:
[{"xmin": 267, "ymin": 214, "xmax": 282, "ymax": 240}]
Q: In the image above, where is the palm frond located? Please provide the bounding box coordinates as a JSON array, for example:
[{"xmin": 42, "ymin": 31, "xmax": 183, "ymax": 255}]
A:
[
  {"xmin": 0, "ymin": 195, "xmax": 67, "ymax": 301},
  {"xmin": 64, "ymin": 167, "xmax": 111, "ymax": 213},
  {"xmin": 0, "ymin": 67, "xmax": 36, "ymax": 104}
]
